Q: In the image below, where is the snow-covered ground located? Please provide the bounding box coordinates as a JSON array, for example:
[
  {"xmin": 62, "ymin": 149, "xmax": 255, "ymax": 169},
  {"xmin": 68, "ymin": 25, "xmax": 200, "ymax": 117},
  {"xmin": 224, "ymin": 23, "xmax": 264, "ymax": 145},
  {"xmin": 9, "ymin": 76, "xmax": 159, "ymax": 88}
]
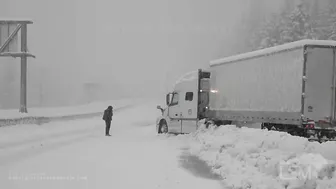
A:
[
  {"xmin": 0, "ymin": 98, "xmax": 143, "ymax": 119},
  {"xmin": 187, "ymin": 124, "xmax": 336, "ymax": 189},
  {"xmin": 0, "ymin": 101, "xmax": 224, "ymax": 189},
  {"xmin": 2, "ymin": 101, "xmax": 336, "ymax": 189}
]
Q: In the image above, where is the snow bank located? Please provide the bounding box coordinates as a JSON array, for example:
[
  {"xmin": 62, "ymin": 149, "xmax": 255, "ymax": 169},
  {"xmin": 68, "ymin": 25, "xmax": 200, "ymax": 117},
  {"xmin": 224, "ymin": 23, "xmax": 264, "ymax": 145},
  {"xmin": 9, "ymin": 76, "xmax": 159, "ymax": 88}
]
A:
[{"xmin": 188, "ymin": 124, "xmax": 336, "ymax": 189}]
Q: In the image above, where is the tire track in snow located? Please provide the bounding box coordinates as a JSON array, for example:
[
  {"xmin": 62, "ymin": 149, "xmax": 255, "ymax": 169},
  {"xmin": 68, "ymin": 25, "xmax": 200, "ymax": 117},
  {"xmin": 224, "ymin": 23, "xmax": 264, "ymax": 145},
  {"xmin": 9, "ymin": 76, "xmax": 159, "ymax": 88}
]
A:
[
  {"xmin": 0, "ymin": 106, "xmax": 133, "ymax": 166},
  {"xmin": 0, "ymin": 131, "xmax": 96, "ymax": 166},
  {"xmin": 0, "ymin": 105, "xmax": 133, "ymax": 150}
]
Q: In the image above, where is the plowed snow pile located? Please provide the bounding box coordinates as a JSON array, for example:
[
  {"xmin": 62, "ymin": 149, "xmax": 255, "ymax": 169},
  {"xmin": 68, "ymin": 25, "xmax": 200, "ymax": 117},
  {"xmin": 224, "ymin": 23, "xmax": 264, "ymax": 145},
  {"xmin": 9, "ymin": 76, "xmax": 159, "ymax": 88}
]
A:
[{"xmin": 187, "ymin": 124, "xmax": 336, "ymax": 189}]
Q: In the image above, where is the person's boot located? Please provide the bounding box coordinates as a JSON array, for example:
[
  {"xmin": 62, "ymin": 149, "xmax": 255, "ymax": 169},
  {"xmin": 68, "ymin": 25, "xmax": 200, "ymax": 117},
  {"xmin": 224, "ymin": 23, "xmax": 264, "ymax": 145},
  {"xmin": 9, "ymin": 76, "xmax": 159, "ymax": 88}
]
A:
[{"xmin": 106, "ymin": 134, "xmax": 111, "ymax": 136}]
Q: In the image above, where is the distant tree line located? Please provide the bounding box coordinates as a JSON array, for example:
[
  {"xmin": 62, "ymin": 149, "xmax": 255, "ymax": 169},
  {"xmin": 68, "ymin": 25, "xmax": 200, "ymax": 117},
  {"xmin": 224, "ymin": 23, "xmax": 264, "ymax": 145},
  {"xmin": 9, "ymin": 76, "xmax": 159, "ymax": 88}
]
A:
[{"xmin": 242, "ymin": 0, "xmax": 336, "ymax": 51}]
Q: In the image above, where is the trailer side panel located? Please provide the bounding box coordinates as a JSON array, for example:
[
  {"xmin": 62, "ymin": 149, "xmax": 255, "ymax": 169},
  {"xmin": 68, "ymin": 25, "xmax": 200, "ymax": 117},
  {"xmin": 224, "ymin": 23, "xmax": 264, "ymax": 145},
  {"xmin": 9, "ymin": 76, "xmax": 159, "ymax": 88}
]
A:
[{"xmin": 209, "ymin": 48, "xmax": 304, "ymax": 124}]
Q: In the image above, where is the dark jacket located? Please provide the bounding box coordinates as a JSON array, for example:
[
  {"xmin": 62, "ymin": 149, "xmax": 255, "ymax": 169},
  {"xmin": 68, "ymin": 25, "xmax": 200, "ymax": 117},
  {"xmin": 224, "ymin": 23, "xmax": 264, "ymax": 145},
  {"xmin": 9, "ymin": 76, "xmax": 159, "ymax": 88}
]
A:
[{"xmin": 103, "ymin": 108, "xmax": 113, "ymax": 121}]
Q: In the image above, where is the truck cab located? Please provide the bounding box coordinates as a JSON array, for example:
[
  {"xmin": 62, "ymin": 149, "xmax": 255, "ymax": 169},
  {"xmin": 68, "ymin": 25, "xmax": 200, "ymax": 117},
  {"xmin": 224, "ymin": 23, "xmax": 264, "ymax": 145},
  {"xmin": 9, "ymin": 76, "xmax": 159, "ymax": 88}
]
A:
[{"xmin": 156, "ymin": 69, "xmax": 210, "ymax": 134}]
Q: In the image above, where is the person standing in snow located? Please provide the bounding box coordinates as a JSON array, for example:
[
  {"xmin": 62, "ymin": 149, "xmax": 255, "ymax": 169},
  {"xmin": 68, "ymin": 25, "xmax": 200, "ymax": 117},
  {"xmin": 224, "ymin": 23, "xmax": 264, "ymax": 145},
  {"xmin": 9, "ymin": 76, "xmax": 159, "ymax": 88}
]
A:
[{"xmin": 102, "ymin": 105, "xmax": 113, "ymax": 136}]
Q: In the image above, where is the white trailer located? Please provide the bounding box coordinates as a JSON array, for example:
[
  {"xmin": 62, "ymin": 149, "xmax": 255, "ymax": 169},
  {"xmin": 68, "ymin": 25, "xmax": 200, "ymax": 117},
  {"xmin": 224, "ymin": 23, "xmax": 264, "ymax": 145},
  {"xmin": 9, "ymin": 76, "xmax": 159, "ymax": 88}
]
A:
[{"xmin": 156, "ymin": 40, "xmax": 336, "ymax": 142}]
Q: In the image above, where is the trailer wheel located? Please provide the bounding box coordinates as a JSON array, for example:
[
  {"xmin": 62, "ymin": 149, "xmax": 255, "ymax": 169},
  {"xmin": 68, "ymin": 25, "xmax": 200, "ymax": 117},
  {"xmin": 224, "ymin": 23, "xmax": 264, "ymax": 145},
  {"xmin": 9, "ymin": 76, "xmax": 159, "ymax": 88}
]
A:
[
  {"xmin": 291, "ymin": 131, "xmax": 298, "ymax": 136},
  {"xmin": 158, "ymin": 120, "xmax": 168, "ymax": 134}
]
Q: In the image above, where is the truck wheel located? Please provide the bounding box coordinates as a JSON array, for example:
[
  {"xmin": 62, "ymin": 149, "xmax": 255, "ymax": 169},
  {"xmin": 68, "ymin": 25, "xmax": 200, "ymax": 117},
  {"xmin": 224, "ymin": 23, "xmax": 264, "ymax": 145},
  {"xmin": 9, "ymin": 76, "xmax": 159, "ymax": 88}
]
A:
[{"xmin": 158, "ymin": 120, "xmax": 168, "ymax": 134}]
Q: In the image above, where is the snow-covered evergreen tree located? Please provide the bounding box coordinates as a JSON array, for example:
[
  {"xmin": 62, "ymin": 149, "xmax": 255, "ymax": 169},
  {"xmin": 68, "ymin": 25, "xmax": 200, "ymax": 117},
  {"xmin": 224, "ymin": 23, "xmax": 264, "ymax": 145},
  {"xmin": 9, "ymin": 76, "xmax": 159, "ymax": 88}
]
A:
[
  {"xmin": 310, "ymin": 0, "xmax": 320, "ymax": 30},
  {"xmin": 280, "ymin": 2, "xmax": 317, "ymax": 43},
  {"xmin": 328, "ymin": 15, "xmax": 336, "ymax": 40},
  {"xmin": 240, "ymin": 0, "xmax": 336, "ymax": 52},
  {"xmin": 249, "ymin": 2, "xmax": 293, "ymax": 50},
  {"xmin": 253, "ymin": 14, "xmax": 284, "ymax": 49},
  {"xmin": 326, "ymin": 2, "xmax": 336, "ymax": 40},
  {"xmin": 313, "ymin": 0, "xmax": 336, "ymax": 40}
]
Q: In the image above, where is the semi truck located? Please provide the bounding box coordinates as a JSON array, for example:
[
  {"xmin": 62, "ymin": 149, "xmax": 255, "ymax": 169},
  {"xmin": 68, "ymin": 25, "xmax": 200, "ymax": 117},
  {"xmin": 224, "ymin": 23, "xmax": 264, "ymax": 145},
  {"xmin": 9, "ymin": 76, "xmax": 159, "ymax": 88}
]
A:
[{"xmin": 156, "ymin": 39, "xmax": 336, "ymax": 142}]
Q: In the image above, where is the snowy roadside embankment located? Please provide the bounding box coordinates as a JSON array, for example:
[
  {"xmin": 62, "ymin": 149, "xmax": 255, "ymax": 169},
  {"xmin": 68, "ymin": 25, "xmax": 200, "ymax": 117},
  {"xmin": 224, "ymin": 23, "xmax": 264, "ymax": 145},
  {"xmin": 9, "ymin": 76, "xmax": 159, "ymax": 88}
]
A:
[
  {"xmin": 187, "ymin": 124, "xmax": 336, "ymax": 189},
  {"xmin": 0, "ymin": 98, "xmax": 144, "ymax": 127}
]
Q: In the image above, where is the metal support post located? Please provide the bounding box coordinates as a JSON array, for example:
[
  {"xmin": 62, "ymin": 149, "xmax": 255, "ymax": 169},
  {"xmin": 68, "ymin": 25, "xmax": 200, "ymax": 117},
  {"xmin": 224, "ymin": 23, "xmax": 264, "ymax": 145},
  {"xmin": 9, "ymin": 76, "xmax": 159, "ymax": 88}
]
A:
[{"xmin": 20, "ymin": 24, "xmax": 27, "ymax": 113}]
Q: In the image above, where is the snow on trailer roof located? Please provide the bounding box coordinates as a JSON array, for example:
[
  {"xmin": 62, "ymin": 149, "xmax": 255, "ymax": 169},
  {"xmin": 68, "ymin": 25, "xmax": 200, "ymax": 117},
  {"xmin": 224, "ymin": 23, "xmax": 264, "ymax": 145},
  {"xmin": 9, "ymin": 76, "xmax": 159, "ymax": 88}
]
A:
[{"xmin": 210, "ymin": 39, "xmax": 336, "ymax": 67}]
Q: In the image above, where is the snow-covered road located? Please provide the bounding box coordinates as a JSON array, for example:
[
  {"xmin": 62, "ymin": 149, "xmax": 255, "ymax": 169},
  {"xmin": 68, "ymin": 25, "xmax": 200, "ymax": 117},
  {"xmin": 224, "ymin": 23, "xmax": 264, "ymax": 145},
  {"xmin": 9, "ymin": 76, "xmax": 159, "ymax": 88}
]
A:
[{"xmin": 0, "ymin": 101, "xmax": 223, "ymax": 189}]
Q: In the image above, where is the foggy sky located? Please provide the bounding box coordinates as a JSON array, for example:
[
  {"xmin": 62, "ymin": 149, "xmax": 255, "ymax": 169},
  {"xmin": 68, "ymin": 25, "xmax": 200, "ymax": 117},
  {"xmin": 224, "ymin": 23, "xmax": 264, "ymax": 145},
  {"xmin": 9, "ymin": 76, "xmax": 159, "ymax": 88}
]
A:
[{"xmin": 0, "ymin": 0, "xmax": 282, "ymax": 108}]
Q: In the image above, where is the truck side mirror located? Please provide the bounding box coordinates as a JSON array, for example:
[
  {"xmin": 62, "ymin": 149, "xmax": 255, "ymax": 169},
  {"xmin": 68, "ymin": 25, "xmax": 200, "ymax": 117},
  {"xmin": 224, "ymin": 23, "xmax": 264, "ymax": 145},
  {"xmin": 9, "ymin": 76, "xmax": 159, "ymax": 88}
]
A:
[{"xmin": 157, "ymin": 105, "xmax": 164, "ymax": 114}]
